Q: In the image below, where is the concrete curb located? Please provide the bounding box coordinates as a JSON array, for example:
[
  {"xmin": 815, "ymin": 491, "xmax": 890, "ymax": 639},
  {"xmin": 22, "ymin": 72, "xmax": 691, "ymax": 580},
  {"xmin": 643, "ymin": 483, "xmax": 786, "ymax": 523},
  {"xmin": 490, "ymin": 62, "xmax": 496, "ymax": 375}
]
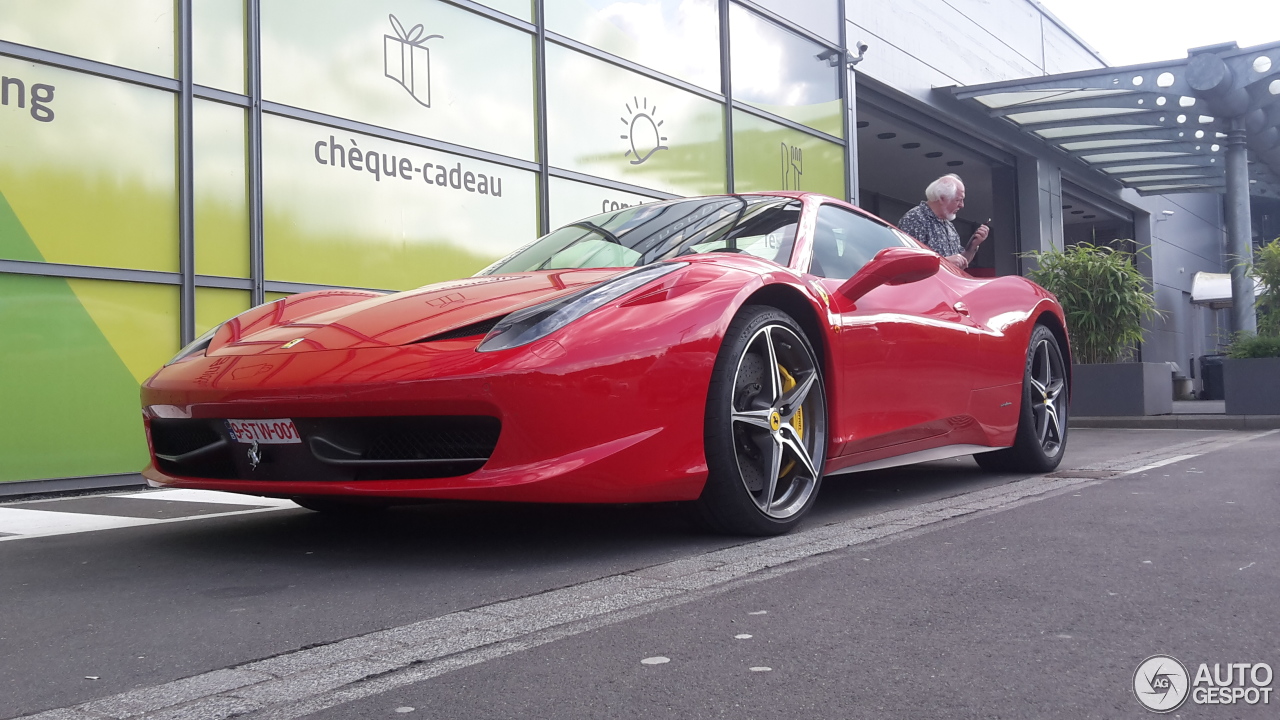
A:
[
  {"xmin": 1071, "ymin": 415, "xmax": 1280, "ymax": 430},
  {"xmin": 0, "ymin": 473, "xmax": 147, "ymax": 500}
]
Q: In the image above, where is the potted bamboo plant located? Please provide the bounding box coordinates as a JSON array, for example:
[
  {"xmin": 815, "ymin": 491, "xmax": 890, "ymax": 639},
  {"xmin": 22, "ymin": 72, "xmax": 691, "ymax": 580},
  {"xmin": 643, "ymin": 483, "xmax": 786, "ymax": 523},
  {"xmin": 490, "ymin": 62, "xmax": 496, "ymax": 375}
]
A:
[
  {"xmin": 1223, "ymin": 238, "xmax": 1280, "ymax": 415},
  {"xmin": 1025, "ymin": 242, "xmax": 1168, "ymax": 416}
]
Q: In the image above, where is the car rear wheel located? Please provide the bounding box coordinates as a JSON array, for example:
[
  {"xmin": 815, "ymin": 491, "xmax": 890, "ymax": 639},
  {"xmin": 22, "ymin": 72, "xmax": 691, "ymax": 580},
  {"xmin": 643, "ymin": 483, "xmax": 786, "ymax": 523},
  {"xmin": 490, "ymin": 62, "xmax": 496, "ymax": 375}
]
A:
[
  {"xmin": 976, "ymin": 324, "xmax": 1068, "ymax": 473},
  {"xmin": 697, "ymin": 305, "xmax": 827, "ymax": 536}
]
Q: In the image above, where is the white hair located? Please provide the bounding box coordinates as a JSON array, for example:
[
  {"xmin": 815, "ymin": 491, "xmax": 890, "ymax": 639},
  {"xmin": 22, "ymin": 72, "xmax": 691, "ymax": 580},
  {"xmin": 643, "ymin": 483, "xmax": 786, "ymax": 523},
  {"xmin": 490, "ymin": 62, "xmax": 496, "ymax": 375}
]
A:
[{"xmin": 925, "ymin": 174, "xmax": 964, "ymax": 203}]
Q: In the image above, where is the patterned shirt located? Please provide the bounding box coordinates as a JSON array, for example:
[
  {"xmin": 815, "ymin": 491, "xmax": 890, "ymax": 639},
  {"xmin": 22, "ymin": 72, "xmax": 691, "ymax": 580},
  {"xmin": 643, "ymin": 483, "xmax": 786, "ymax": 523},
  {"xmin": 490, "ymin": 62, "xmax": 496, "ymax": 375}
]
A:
[{"xmin": 897, "ymin": 201, "xmax": 963, "ymax": 257}]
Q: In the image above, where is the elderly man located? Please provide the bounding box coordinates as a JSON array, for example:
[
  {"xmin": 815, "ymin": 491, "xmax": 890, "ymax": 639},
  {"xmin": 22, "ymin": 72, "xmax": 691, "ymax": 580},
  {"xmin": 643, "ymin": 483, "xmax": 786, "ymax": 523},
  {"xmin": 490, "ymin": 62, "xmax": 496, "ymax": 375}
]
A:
[{"xmin": 897, "ymin": 174, "xmax": 988, "ymax": 270}]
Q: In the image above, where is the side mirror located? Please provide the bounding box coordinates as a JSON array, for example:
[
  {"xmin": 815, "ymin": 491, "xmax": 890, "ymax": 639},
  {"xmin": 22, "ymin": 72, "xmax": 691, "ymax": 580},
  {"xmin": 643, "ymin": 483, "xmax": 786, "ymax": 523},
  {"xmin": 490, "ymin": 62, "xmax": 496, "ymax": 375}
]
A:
[{"xmin": 835, "ymin": 247, "xmax": 940, "ymax": 303}]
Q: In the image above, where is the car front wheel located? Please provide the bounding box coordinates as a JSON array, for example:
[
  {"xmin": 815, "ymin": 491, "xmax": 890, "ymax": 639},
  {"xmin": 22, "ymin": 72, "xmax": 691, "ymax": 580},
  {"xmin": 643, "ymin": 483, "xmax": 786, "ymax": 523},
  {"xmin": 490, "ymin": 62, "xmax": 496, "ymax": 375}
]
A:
[{"xmin": 697, "ymin": 305, "xmax": 827, "ymax": 536}]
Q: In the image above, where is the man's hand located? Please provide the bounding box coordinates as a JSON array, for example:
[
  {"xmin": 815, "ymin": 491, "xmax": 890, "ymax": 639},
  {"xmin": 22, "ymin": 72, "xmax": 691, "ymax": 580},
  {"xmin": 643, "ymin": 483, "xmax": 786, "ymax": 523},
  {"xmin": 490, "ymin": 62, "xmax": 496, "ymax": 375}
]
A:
[
  {"xmin": 945, "ymin": 253, "xmax": 969, "ymax": 269},
  {"xmin": 961, "ymin": 224, "xmax": 989, "ymax": 267},
  {"xmin": 969, "ymin": 224, "xmax": 989, "ymax": 249}
]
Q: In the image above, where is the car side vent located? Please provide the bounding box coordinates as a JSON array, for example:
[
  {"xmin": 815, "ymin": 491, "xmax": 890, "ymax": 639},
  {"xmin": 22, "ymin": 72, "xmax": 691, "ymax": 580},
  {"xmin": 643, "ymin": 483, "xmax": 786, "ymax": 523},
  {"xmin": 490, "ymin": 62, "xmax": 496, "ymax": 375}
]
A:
[{"xmin": 414, "ymin": 316, "xmax": 504, "ymax": 343}]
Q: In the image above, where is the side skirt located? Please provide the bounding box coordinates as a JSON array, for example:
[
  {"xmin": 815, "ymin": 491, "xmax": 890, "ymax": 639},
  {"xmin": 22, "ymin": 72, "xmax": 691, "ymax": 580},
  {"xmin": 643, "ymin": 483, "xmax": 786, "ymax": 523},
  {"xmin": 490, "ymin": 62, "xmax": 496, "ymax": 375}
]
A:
[{"xmin": 824, "ymin": 444, "xmax": 1008, "ymax": 476}]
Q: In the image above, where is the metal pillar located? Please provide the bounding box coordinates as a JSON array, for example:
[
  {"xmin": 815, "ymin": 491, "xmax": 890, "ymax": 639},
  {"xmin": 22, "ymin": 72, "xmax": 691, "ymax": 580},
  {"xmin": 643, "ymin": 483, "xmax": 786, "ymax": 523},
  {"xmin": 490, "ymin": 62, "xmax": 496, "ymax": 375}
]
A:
[
  {"xmin": 1225, "ymin": 118, "xmax": 1257, "ymax": 334},
  {"xmin": 718, "ymin": 0, "xmax": 734, "ymax": 193},
  {"xmin": 838, "ymin": 0, "xmax": 858, "ymax": 206},
  {"xmin": 247, "ymin": 0, "xmax": 265, "ymax": 307},
  {"xmin": 177, "ymin": 0, "xmax": 195, "ymax": 343},
  {"xmin": 534, "ymin": 0, "xmax": 550, "ymax": 234}
]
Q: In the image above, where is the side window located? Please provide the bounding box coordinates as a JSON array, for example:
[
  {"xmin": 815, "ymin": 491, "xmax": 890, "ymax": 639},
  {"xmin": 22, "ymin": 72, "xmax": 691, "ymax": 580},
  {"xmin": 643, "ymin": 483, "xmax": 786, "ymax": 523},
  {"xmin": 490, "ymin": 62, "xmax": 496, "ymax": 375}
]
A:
[{"xmin": 809, "ymin": 205, "xmax": 910, "ymax": 281}]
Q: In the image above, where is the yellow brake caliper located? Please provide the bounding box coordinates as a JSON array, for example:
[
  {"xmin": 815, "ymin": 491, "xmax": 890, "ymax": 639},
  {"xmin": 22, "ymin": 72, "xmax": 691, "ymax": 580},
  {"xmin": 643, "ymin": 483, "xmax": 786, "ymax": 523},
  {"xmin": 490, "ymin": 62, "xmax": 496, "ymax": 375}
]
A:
[{"xmin": 777, "ymin": 365, "xmax": 803, "ymax": 477}]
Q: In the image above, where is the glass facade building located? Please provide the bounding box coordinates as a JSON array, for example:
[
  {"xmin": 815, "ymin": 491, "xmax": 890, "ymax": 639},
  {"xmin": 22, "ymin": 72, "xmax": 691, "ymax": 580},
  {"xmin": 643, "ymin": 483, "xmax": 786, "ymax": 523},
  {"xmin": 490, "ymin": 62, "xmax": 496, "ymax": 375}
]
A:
[
  {"xmin": 0, "ymin": 0, "xmax": 853, "ymax": 482},
  {"xmin": 4, "ymin": 0, "xmax": 1250, "ymax": 484}
]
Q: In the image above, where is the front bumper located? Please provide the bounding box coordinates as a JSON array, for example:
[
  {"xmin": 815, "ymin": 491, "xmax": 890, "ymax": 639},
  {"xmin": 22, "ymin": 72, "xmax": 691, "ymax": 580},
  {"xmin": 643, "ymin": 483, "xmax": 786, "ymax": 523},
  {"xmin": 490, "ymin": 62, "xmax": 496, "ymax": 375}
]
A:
[{"xmin": 141, "ymin": 336, "xmax": 715, "ymax": 504}]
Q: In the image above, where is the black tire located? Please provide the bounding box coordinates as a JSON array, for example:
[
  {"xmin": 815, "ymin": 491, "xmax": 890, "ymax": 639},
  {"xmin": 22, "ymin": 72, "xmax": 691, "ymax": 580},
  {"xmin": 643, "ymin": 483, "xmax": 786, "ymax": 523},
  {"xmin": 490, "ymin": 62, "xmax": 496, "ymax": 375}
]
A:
[
  {"xmin": 975, "ymin": 324, "xmax": 1069, "ymax": 473},
  {"xmin": 291, "ymin": 496, "xmax": 391, "ymax": 514},
  {"xmin": 696, "ymin": 305, "xmax": 828, "ymax": 536}
]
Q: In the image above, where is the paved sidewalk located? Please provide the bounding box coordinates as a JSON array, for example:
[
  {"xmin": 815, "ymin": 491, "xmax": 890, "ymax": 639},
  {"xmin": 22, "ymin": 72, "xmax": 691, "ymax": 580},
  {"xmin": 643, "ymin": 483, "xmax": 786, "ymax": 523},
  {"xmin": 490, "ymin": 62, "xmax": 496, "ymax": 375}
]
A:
[{"xmin": 311, "ymin": 430, "xmax": 1280, "ymax": 719}]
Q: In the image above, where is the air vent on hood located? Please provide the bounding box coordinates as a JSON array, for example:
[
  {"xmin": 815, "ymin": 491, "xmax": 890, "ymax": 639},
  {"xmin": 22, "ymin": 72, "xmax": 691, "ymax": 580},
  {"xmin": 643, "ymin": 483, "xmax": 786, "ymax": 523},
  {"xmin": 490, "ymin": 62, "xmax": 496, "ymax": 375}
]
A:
[{"xmin": 414, "ymin": 316, "xmax": 505, "ymax": 343}]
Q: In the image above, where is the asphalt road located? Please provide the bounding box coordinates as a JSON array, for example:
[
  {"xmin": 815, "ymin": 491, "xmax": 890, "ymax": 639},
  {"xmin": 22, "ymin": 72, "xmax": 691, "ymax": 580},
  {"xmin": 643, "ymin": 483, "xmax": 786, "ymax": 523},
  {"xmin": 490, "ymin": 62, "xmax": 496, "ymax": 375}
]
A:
[{"xmin": 2, "ymin": 428, "xmax": 1276, "ymax": 719}]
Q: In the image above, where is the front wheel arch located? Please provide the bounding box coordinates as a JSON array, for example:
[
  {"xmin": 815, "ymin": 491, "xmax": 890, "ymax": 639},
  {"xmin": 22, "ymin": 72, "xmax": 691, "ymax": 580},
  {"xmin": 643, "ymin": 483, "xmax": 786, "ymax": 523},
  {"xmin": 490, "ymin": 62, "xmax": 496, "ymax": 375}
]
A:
[{"xmin": 1032, "ymin": 309, "xmax": 1072, "ymax": 399}]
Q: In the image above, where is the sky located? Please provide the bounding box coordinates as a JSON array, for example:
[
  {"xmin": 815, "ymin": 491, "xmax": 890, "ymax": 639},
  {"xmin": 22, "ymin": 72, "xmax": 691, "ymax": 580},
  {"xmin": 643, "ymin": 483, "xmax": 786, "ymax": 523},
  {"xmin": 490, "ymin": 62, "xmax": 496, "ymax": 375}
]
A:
[{"xmin": 1036, "ymin": 0, "xmax": 1280, "ymax": 66}]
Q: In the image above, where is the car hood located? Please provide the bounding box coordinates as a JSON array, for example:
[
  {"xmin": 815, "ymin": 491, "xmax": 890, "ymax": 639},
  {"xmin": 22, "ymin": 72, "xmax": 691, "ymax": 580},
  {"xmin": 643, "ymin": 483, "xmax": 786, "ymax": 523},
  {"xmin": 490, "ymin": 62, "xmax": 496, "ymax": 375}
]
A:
[{"xmin": 211, "ymin": 269, "xmax": 624, "ymax": 356}]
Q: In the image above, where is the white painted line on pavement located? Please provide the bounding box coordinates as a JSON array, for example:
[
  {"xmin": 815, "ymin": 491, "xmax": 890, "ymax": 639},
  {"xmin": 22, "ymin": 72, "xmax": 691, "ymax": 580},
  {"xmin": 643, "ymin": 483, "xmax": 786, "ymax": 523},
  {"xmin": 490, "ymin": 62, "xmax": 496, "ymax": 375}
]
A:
[
  {"xmin": 0, "ymin": 506, "xmax": 294, "ymax": 543},
  {"xmin": 1122, "ymin": 454, "xmax": 1202, "ymax": 475},
  {"xmin": 0, "ymin": 507, "xmax": 159, "ymax": 536},
  {"xmin": 116, "ymin": 489, "xmax": 298, "ymax": 507}
]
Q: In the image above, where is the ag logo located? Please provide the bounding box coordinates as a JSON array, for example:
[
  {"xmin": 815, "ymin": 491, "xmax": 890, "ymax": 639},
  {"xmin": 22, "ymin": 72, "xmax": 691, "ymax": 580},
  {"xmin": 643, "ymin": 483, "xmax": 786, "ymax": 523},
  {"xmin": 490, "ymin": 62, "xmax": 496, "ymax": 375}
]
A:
[
  {"xmin": 1134, "ymin": 655, "xmax": 1190, "ymax": 713},
  {"xmin": 620, "ymin": 96, "xmax": 668, "ymax": 165}
]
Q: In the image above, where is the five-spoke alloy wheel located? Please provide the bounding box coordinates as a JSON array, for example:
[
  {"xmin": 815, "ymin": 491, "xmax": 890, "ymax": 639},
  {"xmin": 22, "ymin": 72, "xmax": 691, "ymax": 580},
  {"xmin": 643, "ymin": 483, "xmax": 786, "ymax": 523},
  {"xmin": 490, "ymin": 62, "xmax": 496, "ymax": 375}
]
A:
[
  {"xmin": 976, "ymin": 323, "xmax": 1069, "ymax": 473},
  {"xmin": 699, "ymin": 306, "xmax": 827, "ymax": 535}
]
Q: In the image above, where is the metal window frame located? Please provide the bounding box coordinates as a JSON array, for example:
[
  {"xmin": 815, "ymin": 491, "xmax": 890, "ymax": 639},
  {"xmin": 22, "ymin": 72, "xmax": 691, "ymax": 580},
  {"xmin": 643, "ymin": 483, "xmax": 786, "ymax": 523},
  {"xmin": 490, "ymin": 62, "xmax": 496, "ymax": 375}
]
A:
[
  {"xmin": 0, "ymin": 0, "xmax": 856, "ymax": 307},
  {"xmin": 178, "ymin": 0, "xmax": 195, "ymax": 342}
]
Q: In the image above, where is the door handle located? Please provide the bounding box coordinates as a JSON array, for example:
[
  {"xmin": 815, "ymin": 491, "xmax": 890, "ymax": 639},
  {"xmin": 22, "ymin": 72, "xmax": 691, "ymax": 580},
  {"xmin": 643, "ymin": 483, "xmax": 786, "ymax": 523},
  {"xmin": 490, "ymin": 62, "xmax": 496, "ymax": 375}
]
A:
[{"xmin": 953, "ymin": 301, "xmax": 970, "ymax": 316}]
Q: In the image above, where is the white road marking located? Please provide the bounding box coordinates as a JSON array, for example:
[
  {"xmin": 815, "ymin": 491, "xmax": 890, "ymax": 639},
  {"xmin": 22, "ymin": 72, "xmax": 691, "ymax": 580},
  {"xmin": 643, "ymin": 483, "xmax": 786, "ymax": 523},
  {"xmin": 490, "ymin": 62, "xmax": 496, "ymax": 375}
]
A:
[
  {"xmin": 0, "ymin": 489, "xmax": 298, "ymax": 541},
  {"xmin": 749, "ymin": 667, "xmax": 772, "ymax": 672},
  {"xmin": 735, "ymin": 634, "xmax": 752, "ymax": 639},
  {"xmin": 0, "ymin": 508, "xmax": 158, "ymax": 536},
  {"xmin": 640, "ymin": 657, "xmax": 669, "ymax": 665},
  {"xmin": 117, "ymin": 489, "xmax": 298, "ymax": 507},
  {"xmin": 1121, "ymin": 454, "xmax": 1201, "ymax": 475},
  {"xmin": 0, "ymin": 506, "xmax": 293, "ymax": 542},
  {"xmin": 747, "ymin": 611, "xmax": 767, "ymax": 615}
]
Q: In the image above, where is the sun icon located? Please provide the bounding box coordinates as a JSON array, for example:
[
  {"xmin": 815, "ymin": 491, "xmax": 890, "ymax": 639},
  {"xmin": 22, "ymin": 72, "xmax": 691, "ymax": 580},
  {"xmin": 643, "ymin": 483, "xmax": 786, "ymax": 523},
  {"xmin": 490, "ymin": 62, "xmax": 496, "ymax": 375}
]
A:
[{"xmin": 621, "ymin": 97, "xmax": 669, "ymax": 165}]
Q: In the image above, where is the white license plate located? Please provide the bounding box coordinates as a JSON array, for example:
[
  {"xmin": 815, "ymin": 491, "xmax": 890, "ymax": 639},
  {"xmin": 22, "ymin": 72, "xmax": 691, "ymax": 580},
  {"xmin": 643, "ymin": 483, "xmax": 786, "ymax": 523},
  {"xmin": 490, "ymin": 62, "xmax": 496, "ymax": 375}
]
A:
[{"xmin": 225, "ymin": 419, "xmax": 302, "ymax": 444}]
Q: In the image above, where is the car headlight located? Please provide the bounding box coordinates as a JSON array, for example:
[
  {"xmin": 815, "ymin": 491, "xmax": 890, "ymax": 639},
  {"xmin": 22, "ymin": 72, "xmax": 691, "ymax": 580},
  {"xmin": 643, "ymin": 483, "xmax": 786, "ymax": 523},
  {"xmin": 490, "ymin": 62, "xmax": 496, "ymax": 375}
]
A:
[
  {"xmin": 477, "ymin": 262, "xmax": 687, "ymax": 352},
  {"xmin": 166, "ymin": 324, "xmax": 221, "ymax": 365}
]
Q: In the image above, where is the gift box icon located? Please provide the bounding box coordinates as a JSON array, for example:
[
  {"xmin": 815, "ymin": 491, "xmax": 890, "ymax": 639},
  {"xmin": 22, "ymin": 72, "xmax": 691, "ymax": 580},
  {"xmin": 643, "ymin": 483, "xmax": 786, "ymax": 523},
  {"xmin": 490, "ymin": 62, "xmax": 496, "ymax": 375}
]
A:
[{"xmin": 384, "ymin": 14, "xmax": 442, "ymax": 108}]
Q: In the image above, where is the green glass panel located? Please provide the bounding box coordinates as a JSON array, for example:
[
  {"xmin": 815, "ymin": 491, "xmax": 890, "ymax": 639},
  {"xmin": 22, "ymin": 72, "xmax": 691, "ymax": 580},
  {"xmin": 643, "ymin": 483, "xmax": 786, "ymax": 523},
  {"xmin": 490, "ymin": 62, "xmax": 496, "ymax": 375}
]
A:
[
  {"xmin": 0, "ymin": 57, "xmax": 178, "ymax": 271},
  {"xmin": 193, "ymin": 0, "xmax": 246, "ymax": 93},
  {"xmin": 0, "ymin": 273, "xmax": 174, "ymax": 482},
  {"xmin": 547, "ymin": 176, "xmax": 663, "ymax": 230},
  {"xmin": 261, "ymin": 0, "xmax": 535, "ymax": 161},
  {"xmin": 730, "ymin": 4, "xmax": 842, "ymax": 138},
  {"xmin": 196, "ymin": 287, "xmax": 251, "ymax": 335},
  {"xmin": 194, "ymin": 99, "xmax": 249, "ymax": 278},
  {"xmin": 0, "ymin": 0, "xmax": 175, "ymax": 77},
  {"xmin": 474, "ymin": 0, "xmax": 531, "ymax": 22},
  {"xmin": 751, "ymin": 0, "xmax": 838, "ymax": 42},
  {"xmin": 546, "ymin": 44, "xmax": 725, "ymax": 197},
  {"xmin": 262, "ymin": 114, "xmax": 538, "ymax": 290},
  {"xmin": 733, "ymin": 110, "xmax": 845, "ymax": 199},
  {"xmin": 545, "ymin": 0, "xmax": 719, "ymax": 91}
]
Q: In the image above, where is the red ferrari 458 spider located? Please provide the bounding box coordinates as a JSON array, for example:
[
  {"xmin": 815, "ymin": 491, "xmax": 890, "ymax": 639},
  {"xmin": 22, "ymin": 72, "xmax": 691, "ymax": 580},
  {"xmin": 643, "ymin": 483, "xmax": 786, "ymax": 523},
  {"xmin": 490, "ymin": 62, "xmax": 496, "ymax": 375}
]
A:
[{"xmin": 141, "ymin": 192, "xmax": 1070, "ymax": 535}]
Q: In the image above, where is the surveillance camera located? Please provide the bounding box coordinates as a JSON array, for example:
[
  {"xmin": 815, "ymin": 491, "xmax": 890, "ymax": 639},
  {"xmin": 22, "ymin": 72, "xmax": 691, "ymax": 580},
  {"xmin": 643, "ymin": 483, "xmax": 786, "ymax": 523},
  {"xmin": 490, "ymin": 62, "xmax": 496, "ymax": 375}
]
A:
[{"xmin": 1162, "ymin": 210, "xmax": 1175, "ymax": 216}]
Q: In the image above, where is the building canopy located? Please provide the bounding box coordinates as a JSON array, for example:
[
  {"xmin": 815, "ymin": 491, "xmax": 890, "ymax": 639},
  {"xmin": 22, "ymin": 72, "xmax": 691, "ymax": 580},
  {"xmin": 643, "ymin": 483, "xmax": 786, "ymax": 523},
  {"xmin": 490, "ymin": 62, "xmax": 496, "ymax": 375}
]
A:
[{"xmin": 950, "ymin": 41, "xmax": 1280, "ymax": 198}]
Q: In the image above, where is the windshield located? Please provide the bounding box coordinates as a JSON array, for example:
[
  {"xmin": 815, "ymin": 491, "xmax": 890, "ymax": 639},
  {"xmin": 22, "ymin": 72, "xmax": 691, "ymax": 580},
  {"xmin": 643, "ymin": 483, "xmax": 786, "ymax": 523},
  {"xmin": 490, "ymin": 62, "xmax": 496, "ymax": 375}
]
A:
[{"xmin": 478, "ymin": 195, "xmax": 801, "ymax": 275}]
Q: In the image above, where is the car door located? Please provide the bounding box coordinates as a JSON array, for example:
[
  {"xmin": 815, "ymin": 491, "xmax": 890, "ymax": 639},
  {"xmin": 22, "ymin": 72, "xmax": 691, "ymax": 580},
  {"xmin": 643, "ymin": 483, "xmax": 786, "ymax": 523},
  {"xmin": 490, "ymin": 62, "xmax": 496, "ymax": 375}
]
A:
[{"xmin": 807, "ymin": 203, "xmax": 982, "ymax": 456}]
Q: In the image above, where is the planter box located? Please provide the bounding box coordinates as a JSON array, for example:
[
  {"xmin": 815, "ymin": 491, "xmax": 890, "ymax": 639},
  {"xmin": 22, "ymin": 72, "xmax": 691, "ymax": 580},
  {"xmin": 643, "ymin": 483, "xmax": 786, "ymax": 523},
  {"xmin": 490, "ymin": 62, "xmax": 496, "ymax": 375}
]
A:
[
  {"xmin": 1223, "ymin": 357, "xmax": 1280, "ymax": 415},
  {"xmin": 1071, "ymin": 362, "xmax": 1173, "ymax": 416}
]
